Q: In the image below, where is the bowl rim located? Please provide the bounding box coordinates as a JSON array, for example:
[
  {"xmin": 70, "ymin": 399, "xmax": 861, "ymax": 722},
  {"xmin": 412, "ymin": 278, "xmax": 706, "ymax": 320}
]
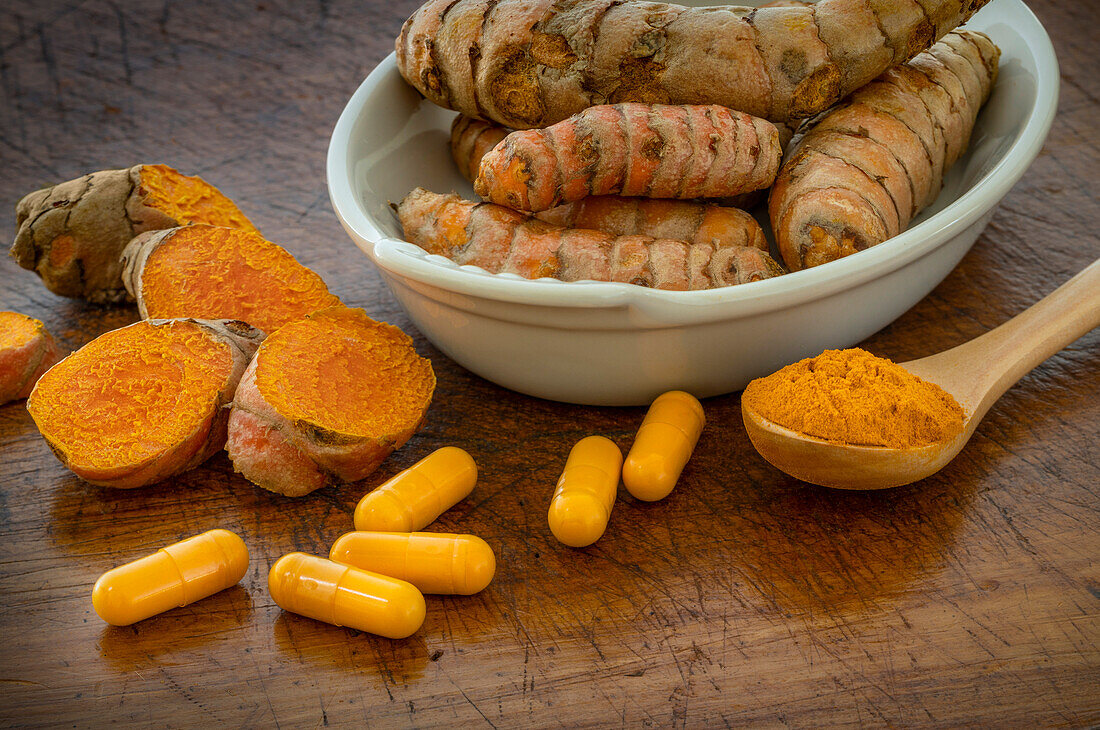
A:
[{"xmin": 327, "ymin": 0, "xmax": 1058, "ymax": 319}]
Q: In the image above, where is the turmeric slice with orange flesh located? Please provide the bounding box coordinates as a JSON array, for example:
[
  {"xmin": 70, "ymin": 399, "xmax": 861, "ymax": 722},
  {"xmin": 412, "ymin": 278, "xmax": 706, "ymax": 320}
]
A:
[
  {"xmin": 0, "ymin": 312, "xmax": 67, "ymax": 405},
  {"xmin": 226, "ymin": 307, "xmax": 435, "ymax": 497},
  {"xmin": 122, "ymin": 225, "xmax": 340, "ymax": 335},
  {"xmin": 11, "ymin": 164, "xmax": 257, "ymax": 303},
  {"xmin": 27, "ymin": 318, "xmax": 263, "ymax": 488},
  {"xmin": 399, "ymin": 188, "xmax": 785, "ymax": 290}
]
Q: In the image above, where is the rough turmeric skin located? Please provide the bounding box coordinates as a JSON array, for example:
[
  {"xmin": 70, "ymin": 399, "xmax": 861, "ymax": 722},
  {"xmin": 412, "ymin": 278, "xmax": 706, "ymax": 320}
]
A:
[
  {"xmin": 27, "ymin": 318, "xmax": 263, "ymax": 488},
  {"xmin": 538, "ymin": 198, "xmax": 769, "ymax": 252},
  {"xmin": 449, "ymin": 114, "xmax": 769, "ymax": 248},
  {"xmin": 121, "ymin": 225, "xmax": 340, "ymax": 335},
  {"xmin": 396, "ymin": 0, "xmax": 991, "ymax": 128},
  {"xmin": 451, "ymin": 115, "xmax": 510, "ymax": 182},
  {"xmin": 399, "ymin": 188, "xmax": 786, "ymax": 290},
  {"xmin": 475, "ymin": 104, "xmax": 781, "ymax": 213},
  {"xmin": 11, "ymin": 164, "xmax": 256, "ymax": 303},
  {"xmin": 226, "ymin": 307, "xmax": 436, "ymax": 497},
  {"xmin": 769, "ymin": 31, "xmax": 1000, "ymax": 270},
  {"xmin": 0, "ymin": 312, "xmax": 66, "ymax": 405},
  {"xmin": 742, "ymin": 348, "xmax": 965, "ymax": 449}
]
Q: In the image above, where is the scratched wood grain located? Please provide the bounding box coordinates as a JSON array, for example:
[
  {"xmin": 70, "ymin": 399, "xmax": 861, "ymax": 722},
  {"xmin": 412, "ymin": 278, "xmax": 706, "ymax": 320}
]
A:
[{"xmin": 0, "ymin": 1, "xmax": 1097, "ymax": 727}]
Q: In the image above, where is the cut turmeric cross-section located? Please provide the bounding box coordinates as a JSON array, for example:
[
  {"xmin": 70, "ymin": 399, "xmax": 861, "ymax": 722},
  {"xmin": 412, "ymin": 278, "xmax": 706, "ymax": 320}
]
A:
[
  {"xmin": 27, "ymin": 318, "xmax": 263, "ymax": 488},
  {"xmin": 0, "ymin": 312, "xmax": 66, "ymax": 405},
  {"xmin": 227, "ymin": 307, "xmax": 436, "ymax": 497},
  {"xmin": 11, "ymin": 164, "xmax": 256, "ymax": 303},
  {"xmin": 121, "ymin": 224, "xmax": 340, "ymax": 335}
]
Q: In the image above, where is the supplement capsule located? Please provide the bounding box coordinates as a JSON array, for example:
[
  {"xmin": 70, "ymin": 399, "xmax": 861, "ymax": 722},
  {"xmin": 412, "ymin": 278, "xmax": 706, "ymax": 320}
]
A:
[
  {"xmin": 548, "ymin": 436, "xmax": 622, "ymax": 548},
  {"xmin": 354, "ymin": 447, "xmax": 477, "ymax": 532},
  {"xmin": 330, "ymin": 531, "xmax": 495, "ymax": 595},
  {"xmin": 622, "ymin": 390, "xmax": 705, "ymax": 502},
  {"xmin": 268, "ymin": 553, "xmax": 425, "ymax": 639},
  {"xmin": 92, "ymin": 529, "xmax": 249, "ymax": 626}
]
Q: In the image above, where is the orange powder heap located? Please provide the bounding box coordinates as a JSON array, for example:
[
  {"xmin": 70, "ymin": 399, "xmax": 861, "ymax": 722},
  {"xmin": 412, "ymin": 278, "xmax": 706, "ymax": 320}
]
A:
[{"xmin": 743, "ymin": 348, "xmax": 965, "ymax": 449}]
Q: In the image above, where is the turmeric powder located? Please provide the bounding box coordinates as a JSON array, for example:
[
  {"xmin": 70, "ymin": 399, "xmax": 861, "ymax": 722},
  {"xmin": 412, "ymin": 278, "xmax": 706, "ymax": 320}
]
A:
[
  {"xmin": 12, "ymin": 164, "xmax": 256, "ymax": 303},
  {"xmin": 742, "ymin": 348, "xmax": 965, "ymax": 449}
]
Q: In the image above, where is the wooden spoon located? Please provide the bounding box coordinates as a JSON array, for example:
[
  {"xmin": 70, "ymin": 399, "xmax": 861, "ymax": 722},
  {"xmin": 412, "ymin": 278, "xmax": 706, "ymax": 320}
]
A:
[{"xmin": 742, "ymin": 259, "xmax": 1100, "ymax": 490}]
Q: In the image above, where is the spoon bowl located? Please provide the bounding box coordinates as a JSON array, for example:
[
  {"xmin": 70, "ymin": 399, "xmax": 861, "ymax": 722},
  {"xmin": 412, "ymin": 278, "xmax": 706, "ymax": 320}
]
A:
[{"xmin": 743, "ymin": 259, "xmax": 1100, "ymax": 489}]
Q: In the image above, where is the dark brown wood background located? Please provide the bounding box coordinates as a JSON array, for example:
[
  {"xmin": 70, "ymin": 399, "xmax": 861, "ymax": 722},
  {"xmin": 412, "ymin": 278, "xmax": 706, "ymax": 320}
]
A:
[{"xmin": 1, "ymin": 1, "xmax": 1097, "ymax": 727}]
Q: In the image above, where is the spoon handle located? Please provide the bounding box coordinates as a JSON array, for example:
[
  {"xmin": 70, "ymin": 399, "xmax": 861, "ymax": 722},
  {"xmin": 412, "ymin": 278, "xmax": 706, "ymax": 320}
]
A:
[{"xmin": 907, "ymin": 258, "xmax": 1100, "ymax": 414}]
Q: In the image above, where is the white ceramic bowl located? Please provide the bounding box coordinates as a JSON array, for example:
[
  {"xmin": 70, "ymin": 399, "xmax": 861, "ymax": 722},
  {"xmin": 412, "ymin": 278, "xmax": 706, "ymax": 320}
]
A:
[{"xmin": 327, "ymin": 0, "xmax": 1057, "ymax": 405}]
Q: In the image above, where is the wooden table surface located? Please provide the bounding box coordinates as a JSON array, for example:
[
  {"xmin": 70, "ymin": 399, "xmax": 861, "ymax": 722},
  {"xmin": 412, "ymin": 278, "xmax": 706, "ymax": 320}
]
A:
[{"xmin": 1, "ymin": 1, "xmax": 1097, "ymax": 727}]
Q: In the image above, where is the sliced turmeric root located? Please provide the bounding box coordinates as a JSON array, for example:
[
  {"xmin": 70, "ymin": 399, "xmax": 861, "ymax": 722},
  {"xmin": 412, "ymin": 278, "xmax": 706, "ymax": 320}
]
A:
[
  {"xmin": 122, "ymin": 225, "xmax": 340, "ymax": 335},
  {"xmin": 226, "ymin": 307, "xmax": 436, "ymax": 497},
  {"xmin": 11, "ymin": 164, "xmax": 257, "ymax": 303},
  {"xmin": 27, "ymin": 318, "xmax": 263, "ymax": 488},
  {"xmin": 0, "ymin": 312, "xmax": 67, "ymax": 405},
  {"xmin": 399, "ymin": 188, "xmax": 785, "ymax": 290}
]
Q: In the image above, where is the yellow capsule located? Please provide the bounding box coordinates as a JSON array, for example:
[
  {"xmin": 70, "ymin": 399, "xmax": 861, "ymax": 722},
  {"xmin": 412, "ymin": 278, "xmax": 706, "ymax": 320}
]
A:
[
  {"xmin": 622, "ymin": 391, "xmax": 705, "ymax": 502},
  {"xmin": 548, "ymin": 435, "xmax": 622, "ymax": 548},
  {"xmin": 330, "ymin": 531, "xmax": 496, "ymax": 595},
  {"xmin": 268, "ymin": 553, "xmax": 425, "ymax": 639},
  {"xmin": 354, "ymin": 447, "xmax": 477, "ymax": 532},
  {"xmin": 91, "ymin": 529, "xmax": 249, "ymax": 626}
]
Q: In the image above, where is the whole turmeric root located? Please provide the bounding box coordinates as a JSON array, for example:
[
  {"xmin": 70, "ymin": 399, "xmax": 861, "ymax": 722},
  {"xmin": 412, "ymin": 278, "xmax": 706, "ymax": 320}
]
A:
[
  {"xmin": 398, "ymin": 188, "xmax": 785, "ymax": 290},
  {"xmin": 396, "ymin": 0, "xmax": 991, "ymax": 128},
  {"xmin": 27, "ymin": 318, "xmax": 263, "ymax": 488},
  {"xmin": 450, "ymin": 113, "xmax": 770, "ymax": 246},
  {"xmin": 11, "ymin": 164, "xmax": 257, "ymax": 303},
  {"xmin": 451, "ymin": 115, "xmax": 510, "ymax": 183},
  {"xmin": 475, "ymin": 103, "xmax": 781, "ymax": 213},
  {"xmin": 226, "ymin": 307, "xmax": 436, "ymax": 497},
  {"xmin": 769, "ymin": 30, "xmax": 999, "ymax": 270},
  {"xmin": 537, "ymin": 197, "xmax": 768, "ymax": 252},
  {"xmin": 122, "ymin": 225, "xmax": 340, "ymax": 335},
  {"xmin": 0, "ymin": 312, "xmax": 67, "ymax": 405}
]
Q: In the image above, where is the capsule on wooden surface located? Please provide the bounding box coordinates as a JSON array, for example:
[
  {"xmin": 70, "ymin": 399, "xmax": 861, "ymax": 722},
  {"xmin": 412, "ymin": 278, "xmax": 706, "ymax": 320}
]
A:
[
  {"xmin": 268, "ymin": 553, "xmax": 425, "ymax": 639},
  {"xmin": 623, "ymin": 390, "xmax": 705, "ymax": 502},
  {"xmin": 547, "ymin": 436, "xmax": 622, "ymax": 548},
  {"xmin": 330, "ymin": 531, "xmax": 496, "ymax": 595},
  {"xmin": 92, "ymin": 529, "xmax": 249, "ymax": 626},
  {"xmin": 354, "ymin": 447, "xmax": 477, "ymax": 532}
]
